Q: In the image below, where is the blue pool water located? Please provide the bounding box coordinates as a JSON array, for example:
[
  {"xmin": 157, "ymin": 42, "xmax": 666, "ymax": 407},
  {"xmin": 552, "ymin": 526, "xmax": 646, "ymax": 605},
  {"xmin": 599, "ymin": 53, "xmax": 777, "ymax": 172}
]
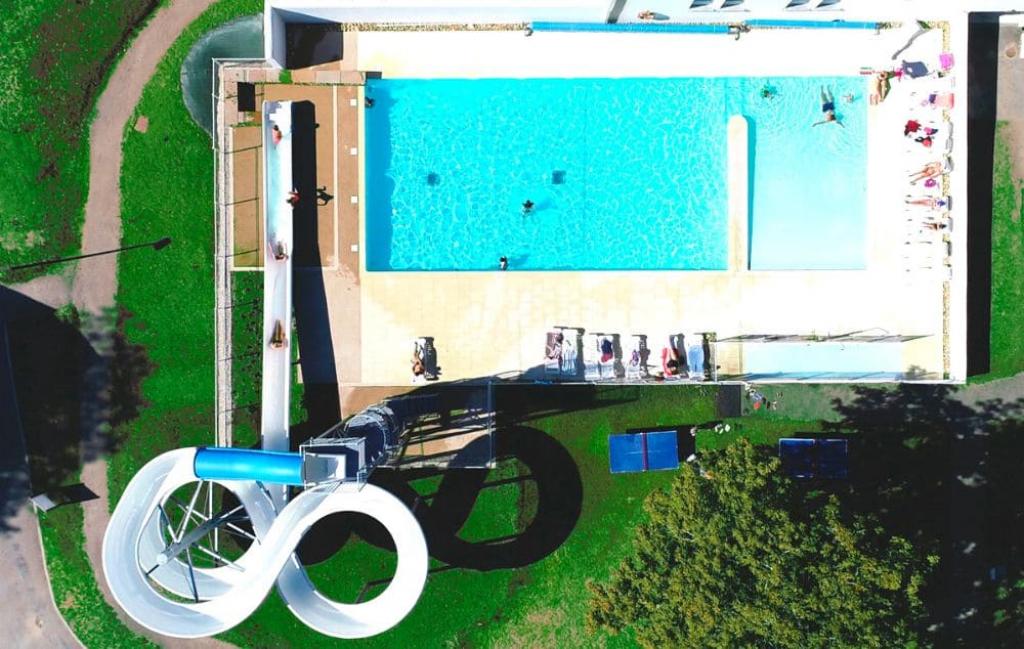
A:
[{"xmin": 365, "ymin": 76, "xmax": 866, "ymax": 271}]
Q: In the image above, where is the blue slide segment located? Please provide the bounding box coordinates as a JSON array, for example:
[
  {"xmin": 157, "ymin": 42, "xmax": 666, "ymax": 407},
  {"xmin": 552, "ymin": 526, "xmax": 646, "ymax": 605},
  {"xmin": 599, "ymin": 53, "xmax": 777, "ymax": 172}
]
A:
[
  {"xmin": 746, "ymin": 19, "xmax": 879, "ymax": 30},
  {"xmin": 532, "ymin": 21, "xmax": 728, "ymax": 34},
  {"xmin": 193, "ymin": 447, "xmax": 303, "ymax": 485}
]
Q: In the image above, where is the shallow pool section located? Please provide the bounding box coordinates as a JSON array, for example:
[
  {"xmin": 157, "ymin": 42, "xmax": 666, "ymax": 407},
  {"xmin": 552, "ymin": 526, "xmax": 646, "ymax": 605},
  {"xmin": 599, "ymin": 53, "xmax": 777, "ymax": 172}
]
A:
[
  {"xmin": 743, "ymin": 77, "xmax": 867, "ymax": 270},
  {"xmin": 365, "ymin": 76, "xmax": 866, "ymax": 271},
  {"xmin": 738, "ymin": 342, "xmax": 904, "ymax": 380}
]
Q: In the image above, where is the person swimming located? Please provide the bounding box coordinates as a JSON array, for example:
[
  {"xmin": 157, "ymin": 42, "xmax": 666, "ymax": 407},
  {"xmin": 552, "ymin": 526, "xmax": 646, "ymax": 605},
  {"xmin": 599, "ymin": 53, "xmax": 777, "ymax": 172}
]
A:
[
  {"xmin": 522, "ymin": 199, "xmax": 535, "ymax": 215},
  {"xmin": 812, "ymin": 86, "xmax": 844, "ymax": 128},
  {"xmin": 272, "ymin": 124, "xmax": 283, "ymax": 145}
]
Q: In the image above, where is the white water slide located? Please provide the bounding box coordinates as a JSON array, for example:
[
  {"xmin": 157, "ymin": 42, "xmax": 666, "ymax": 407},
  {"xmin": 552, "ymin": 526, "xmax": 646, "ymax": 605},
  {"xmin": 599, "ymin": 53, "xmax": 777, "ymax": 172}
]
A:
[
  {"xmin": 262, "ymin": 101, "xmax": 293, "ymax": 507},
  {"xmin": 102, "ymin": 102, "xmax": 429, "ymax": 639},
  {"xmin": 102, "ymin": 448, "xmax": 428, "ymax": 638}
]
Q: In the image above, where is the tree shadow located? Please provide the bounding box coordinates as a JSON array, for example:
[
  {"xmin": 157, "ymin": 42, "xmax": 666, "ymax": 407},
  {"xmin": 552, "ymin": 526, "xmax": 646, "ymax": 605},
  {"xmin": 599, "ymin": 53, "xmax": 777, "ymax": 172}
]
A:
[
  {"xmin": 826, "ymin": 383, "xmax": 1024, "ymax": 645},
  {"xmin": 0, "ymin": 287, "xmax": 153, "ymax": 532},
  {"xmin": 0, "ymin": 288, "xmax": 92, "ymax": 532}
]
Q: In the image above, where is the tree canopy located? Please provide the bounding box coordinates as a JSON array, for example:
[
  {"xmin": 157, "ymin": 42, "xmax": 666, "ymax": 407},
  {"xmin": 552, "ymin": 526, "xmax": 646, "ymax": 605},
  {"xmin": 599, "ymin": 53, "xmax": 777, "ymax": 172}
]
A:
[{"xmin": 587, "ymin": 440, "xmax": 936, "ymax": 649}]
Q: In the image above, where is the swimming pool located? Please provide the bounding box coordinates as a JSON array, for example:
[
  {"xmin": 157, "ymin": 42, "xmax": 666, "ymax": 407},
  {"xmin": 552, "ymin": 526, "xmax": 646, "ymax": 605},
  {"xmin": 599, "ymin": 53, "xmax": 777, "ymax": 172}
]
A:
[{"xmin": 365, "ymin": 76, "xmax": 866, "ymax": 271}]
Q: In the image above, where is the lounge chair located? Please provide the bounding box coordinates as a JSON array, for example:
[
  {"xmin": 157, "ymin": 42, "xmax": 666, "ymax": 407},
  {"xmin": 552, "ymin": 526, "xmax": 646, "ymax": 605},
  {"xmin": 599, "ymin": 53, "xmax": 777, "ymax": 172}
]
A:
[
  {"xmin": 560, "ymin": 328, "xmax": 580, "ymax": 379},
  {"xmin": 686, "ymin": 335, "xmax": 706, "ymax": 381},
  {"xmin": 583, "ymin": 334, "xmax": 602, "ymax": 381},
  {"xmin": 626, "ymin": 335, "xmax": 649, "ymax": 381},
  {"xmin": 544, "ymin": 331, "xmax": 563, "ymax": 377},
  {"xmin": 661, "ymin": 334, "xmax": 686, "ymax": 379},
  {"xmin": 598, "ymin": 334, "xmax": 618, "ymax": 379}
]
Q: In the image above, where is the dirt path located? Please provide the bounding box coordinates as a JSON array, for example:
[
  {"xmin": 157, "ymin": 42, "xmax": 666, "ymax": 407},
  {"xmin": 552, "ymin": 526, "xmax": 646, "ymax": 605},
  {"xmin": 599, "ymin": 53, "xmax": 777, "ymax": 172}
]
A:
[{"xmin": 70, "ymin": 1, "xmax": 230, "ymax": 647}]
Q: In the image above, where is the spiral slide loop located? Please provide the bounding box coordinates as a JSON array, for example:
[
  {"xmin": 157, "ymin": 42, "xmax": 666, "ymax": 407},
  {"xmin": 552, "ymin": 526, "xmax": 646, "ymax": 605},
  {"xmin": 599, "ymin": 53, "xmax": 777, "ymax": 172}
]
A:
[{"xmin": 102, "ymin": 448, "xmax": 428, "ymax": 639}]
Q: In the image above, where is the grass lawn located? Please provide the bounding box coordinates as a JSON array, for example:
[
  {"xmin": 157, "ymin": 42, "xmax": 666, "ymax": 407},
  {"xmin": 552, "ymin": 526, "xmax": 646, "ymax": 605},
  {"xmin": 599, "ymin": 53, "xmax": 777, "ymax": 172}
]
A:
[
  {"xmin": 108, "ymin": 0, "xmax": 265, "ymax": 506},
  {"xmin": 220, "ymin": 384, "xmax": 823, "ymax": 648},
  {"xmin": 38, "ymin": 501, "xmax": 158, "ymax": 648},
  {"xmin": 0, "ymin": 0, "xmax": 158, "ymax": 281},
  {"xmin": 977, "ymin": 121, "xmax": 1024, "ymax": 382},
  {"xmin": 232, "ymin": 270, "xmax": 263, "ymax": 448}
]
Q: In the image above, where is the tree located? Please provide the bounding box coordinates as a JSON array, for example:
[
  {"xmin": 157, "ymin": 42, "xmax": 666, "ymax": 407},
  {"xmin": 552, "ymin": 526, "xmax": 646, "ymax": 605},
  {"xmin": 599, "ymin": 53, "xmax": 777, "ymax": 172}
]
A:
[{"xmin": 587, "ymin": 440, "xmax": 937, "ymax": 649}]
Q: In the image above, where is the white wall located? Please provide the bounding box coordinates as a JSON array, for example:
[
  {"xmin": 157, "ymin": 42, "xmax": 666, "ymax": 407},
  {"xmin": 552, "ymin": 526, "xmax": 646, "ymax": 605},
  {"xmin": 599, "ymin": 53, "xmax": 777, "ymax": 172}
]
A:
[
  {"xmin": 268, "ymin": 0, "xmax": 1024, "ymax": 28},
  {"xmin": 615, "ymin": 0, "xmax": 1024, "ymax": 23},
  {"xmin": 267, "ymin": 0, "xmax": 611, "ymax": 25},
  {"xmin": 265, "ymin": 7, "xmax": 288, "ymax": 67}
]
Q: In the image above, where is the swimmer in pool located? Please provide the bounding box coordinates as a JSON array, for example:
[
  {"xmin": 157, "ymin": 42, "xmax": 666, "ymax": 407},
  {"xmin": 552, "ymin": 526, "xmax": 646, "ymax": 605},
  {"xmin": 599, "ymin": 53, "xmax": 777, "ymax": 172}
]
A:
[{"xmin": 812, "ymin": 86, "xmax": 844, "ymax": 128}]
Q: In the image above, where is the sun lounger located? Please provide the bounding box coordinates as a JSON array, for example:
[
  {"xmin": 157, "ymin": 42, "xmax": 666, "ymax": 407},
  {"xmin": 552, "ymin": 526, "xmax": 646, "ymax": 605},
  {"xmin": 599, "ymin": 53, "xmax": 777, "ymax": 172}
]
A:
[
  {"xmin": 544, "ymin": 331, "xmax": 563, "ymax": 377},
  {"xmin": 598, "ymin": 334, "xmax": 618, "ymax": 379},
  {"xmin": 658, "ymin": 334, "xmax": 687, "ymax": 380},
  {"xmin": 560, "ymin": 328, "xmax": 580, "ymax": 379},
  {"xmin": 921, "ymin": 92, "xmax": 954, "ymax": 109},
  {"xmin": 686, "ymin": 335, "xmax": 706, "ymax": 381},
  {"xmin": 583, "ymin": 334, "xmax": 602, "ymax": 381},
  {"xmin": 625, "ymin": 336, "xmax": 643, "ymax": 381},
  {"xmin": 415, "ymin": 337, "xmax": 439, "ymax": 381}
]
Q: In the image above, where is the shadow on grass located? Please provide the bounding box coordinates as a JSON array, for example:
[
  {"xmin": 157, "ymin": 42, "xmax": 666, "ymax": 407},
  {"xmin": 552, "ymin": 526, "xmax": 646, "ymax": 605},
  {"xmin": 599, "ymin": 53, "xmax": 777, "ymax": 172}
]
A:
[
  {"xmin": 825, "ymin": 383, "xmax": 1024, "ymax": 646},
  {"xmin": 0, "ymin": 288, "xmax": 91, "ymax": 531},
  {"xmin": 298, "ymin": 426, "xmax": 583, "ymax": 572},
  {"xmin": 493, "ymin": 383, "xmax": 637, "ymax": 428},
  {"xmin": 0, "ymin": 287, "xmax": 155, "ymax": 531}
]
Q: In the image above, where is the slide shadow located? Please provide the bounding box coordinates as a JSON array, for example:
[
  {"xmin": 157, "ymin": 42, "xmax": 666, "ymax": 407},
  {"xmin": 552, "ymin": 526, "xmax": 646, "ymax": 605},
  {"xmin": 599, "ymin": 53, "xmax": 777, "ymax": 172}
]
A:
[
  {"xmin": 298, "ymin": 425, "xmax": 583, "ymax": 571},
  {"xmin": 290, "ymin": 100, "xmax": 340, "ymax": 428}
]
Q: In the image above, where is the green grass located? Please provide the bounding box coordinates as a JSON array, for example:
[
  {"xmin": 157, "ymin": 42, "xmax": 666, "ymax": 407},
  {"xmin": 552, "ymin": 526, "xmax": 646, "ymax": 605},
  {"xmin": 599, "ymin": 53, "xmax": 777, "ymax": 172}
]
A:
[
  {"xmin": 220, "ymin": 384, "xmax": 822, "ymax": 649},
  {"xmin": 108, "ymin": 0, "xmax": 265, "ymax": 505},
  {"xmin": 38, "ymin": 500, "xmax": 158, "ymax": 648},
  {"xmin": 0, "ymin": 0, "xmax": 158, "ymax": 281},
  {"xmin": 232, "ymin": 270, "xmax": 263, "ymax": 448},
  {"xmin": 977, "ymin": 121, "xmax": 1024, "ymax": 382}
]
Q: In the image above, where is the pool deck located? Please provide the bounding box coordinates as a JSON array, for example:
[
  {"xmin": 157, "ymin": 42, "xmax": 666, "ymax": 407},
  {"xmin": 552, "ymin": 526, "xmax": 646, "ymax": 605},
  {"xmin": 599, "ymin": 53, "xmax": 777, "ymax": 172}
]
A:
[
  {"xmin": 352, "ymin": 24, "xmax": 958, "ymax": 385},
  {"xmin": 219, "ymin": 20, "xmax": 967, "ymax": 397}
]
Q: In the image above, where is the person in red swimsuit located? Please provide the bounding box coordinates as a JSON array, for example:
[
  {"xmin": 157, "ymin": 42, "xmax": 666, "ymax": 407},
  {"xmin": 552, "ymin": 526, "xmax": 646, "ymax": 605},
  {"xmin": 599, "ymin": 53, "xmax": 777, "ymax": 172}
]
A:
[{"xmin": 662, "ymin": 340, "xmax": 682, "ymax": 377}]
